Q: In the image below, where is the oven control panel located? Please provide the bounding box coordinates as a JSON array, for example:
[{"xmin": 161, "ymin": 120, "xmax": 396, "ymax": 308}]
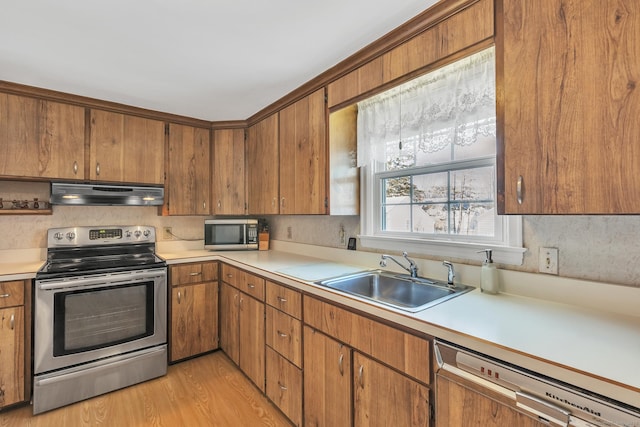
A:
[{"xmin": 48, "ymin": 226, "xmax": 156, "ymax": 247}]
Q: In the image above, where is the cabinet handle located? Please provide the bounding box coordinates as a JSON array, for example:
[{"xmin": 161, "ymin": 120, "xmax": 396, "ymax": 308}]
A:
[
  {"xmin": 338, "ymin": 353, "xmax": 344, "ymax": 376},
  {"xmin": 358, "ymin": 365, "xmax": 364, "ymax": 388},
  {"xmin": 177, "ymin": 291, "xmax": 181, "ymax": 304},
  {"xmin": 276, "ymin": 296, "xmax": 287, "ymax": 303},
  {"xmin": 239, "ymin": 296, "xmax": 243, "ymax": 309},
  {"xmin": 0, "ymin": 293, "xmax": 10, "ymax": 298},
  {"xmin": 73, "ymin": 161, "xmax": 78, "ymax": 175},
  {"xmin": 517, "ymin": 175, "xmax": 524, "ymax": 205},
  {"xmin": 248, "ymin": 284, "xmax": 255, "ymax": 289},
  {"xmin": 203, "ymin": 201, "xmax": 206, "ymax": 210},
  {"xmin": 217, "ymin": 200, "xmax": 221, "ymax": 208},
  {"xmin": 189, "ymin": 272, "xmax": 202, "ymax": 276},
  {"xmin": 281, "ymin": 197, "xmax": 285, "ymax": 208},
  {"xmin": 272, "ymin": 197, "xmax": 276, "ymax": 208},
  {"xmin": 10, "ymin": 314, "xmax": 14, "ymax": 330},
  {"xmin": 96, "ymin": 163, "xmax": 100, "ymax": 176},
  {"xmin": 278, "ymin": 381, "xmax": 288, "ymax": 391},
  {"xmin": 277, "ymin": 330, "xmax": 288, "ymax": 338}
]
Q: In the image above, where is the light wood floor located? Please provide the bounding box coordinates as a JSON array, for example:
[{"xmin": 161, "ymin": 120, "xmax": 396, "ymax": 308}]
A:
[{"xmin": 0, "ymin": 351, "xmax": 292, "ymax": 427}]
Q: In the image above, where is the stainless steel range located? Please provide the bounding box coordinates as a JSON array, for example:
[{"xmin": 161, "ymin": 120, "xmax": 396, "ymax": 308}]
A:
[{"xmin": 33, "ymin": 225, "xmax": 168, "ymax": 414}]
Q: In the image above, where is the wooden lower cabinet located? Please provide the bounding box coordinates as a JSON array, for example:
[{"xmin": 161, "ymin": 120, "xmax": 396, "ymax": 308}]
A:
[
  {"xmin": 303, "ymin": 326, "xmax": 352, "ymax": 427},
  {"xmin": 436, "ymin": 372, "xmax": 547, "ymax": 427},
  {"xmin": 169, "ymin": 262, "xmax": 219, "ymax": 362},
  {"xmin": 170, "ymin": 282, "xmax": 218, "ymax": 362},
  {"xmin": 219, "ymin": 269, "xmax": 266, "ymax": 393},
  {"xmin": 0, "ymin": 279, "xmax": 29, "ymax": 409},
  {"xmin": 266, "ymin": 347, "xmax": 302, "ymax": 426},
  {"xmin": 354, "ymin": 352, "xmax": 430, "ymax": 427}
]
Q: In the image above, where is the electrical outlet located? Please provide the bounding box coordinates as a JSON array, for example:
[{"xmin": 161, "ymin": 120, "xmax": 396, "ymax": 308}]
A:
[
  {"xmin": 163, "ymin": 227, "xmax": 173, "ymax": 240},
  {"xmin": 286, "ymin": 226, "xmax": 292, "ymax": 239},
  {"xmin": 539, "ymin": 247, "xmax": 558, "ymax": 275}
]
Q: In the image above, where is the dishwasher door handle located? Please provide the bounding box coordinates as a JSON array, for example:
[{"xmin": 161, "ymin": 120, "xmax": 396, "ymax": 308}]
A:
[{"xmin": 516, "ymin": 391, "xmax": 570, "ymax": 427}]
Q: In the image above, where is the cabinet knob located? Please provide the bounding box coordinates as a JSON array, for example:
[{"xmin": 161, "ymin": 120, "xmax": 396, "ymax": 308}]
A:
[
  {"xmin": 96, "ymin": 163, "xmax": 101, "ymax": 176},
  {"xmin": 9, "ymin": 314, "xmax": 15, "ymax": 330},
  {"xmin": 517, "ymin": 175, "xmax": 524, "ymax": 205},
  {"xmin": 73, "ymin": 161, "xmax": 78, "ymax": 175}
]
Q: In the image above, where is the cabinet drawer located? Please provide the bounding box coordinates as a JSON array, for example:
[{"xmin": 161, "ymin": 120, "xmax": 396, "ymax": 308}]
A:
[
  {"xmin": 304, "ymin": 296, "xmax": 430, "ymax": 384},
  {"xmin": 222, "ymin": 264, "xmax": 265, "ymax": 301},
  {"xmin": 266, "ymin": 306, "xmax": 301, "ymax": 367},
  {"xmin": 266, "ymin": 281, "xmax": 301, "ymax": 319},
  {"xmin": 170, "ymin": 262, "xmax": 218, "ymax": 286},
  {"xmin": 266, "ymin": 347, "xmax": 302, "ymax": 427},
  {"xmin": 0, "ymin": 281, "xmax": 24, "ymax": 308}
]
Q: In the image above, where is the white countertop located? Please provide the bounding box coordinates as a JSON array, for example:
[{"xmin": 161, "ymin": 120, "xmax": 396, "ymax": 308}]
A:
[{"xmin": 3, "ymin": 241, "xmax": 639, "ymax": 408}]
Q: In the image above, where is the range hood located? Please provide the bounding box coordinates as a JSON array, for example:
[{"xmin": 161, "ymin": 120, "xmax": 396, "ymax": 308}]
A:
[{"xmin": 50, "ymin": 183, "xmax": 164, "ymax": 206}]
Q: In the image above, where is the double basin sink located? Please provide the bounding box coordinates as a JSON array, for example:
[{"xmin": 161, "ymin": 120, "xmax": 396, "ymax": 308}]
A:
[{"xmin": 315, "ymin": 269, "xmax": 473, "ymax": 313}]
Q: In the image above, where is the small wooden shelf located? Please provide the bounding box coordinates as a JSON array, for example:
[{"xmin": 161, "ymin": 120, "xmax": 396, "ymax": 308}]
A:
[{"xmin": 0, "ymin": 209, "xmax": 52, "ymax": 215}]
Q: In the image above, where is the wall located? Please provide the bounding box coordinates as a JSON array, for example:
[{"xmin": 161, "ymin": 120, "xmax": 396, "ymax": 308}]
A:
[
  {"xmin": 2, "ymin": 180, "xmax": 638, "ymax": 288},
  {"xmin": 265, "ymin": 214, "xmax": 640, "ymax": 288}
]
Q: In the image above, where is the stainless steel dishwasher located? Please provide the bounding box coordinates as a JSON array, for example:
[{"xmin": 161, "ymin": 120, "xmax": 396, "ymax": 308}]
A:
[{"xmin": 434, "ymin": 340, "xmax": 640, "ymax": 427}]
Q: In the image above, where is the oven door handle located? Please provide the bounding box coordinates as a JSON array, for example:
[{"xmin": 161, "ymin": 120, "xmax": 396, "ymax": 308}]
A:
[{"xmin": 37, "ymin": 270, "xmax": 165, "ymax": 291}]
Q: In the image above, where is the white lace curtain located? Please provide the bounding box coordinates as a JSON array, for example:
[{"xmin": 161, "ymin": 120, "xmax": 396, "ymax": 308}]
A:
[{"xmin": 356, "ymin": 47, "xmax": 496, "ymax": 167}]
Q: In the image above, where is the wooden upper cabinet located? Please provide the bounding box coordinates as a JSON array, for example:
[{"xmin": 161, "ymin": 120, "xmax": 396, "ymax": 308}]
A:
[
  {"xmin": 89, "ymin": 109, "xmax": 164, "ymax": 184},
  {"xmin": 0, "ymin": 94, "xmax": 84, "ymax": 180},
  {"xmin": 498, "ymin": 0, "xmax": 640, "ymax": 214},
  {"xmin": 166, "ymin": 123, "xmax": 211, "ymax": 215},
  {"xmin": 246, "ymin": 113, "xmax": 279, "ymax": 215},
  {"xmin": 212, "ymin": 128, "xmax": 246, "ymax": 215},
  {"xmin": 279, "ymin": 88, "xmax": 328, "ymax": 214},
  {"xmin": 328, "ymin": 0, "xmax": 494, "ymax": 108}
]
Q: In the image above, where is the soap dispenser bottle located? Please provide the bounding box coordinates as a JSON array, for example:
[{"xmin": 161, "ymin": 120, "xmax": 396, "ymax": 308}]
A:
[{"xmin": 479, "ymin": 249, "xmax": 499, "ymax": 294}]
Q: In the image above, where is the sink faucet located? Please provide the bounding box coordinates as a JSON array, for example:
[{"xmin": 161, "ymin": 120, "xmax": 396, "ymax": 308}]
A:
[
  {"xmin": 380, "ymin": 252, "xmax": 418, "ymax": 278},
  {"xmin": 443, "ymin": 261, "xmax": 455, "ymax": 287}
]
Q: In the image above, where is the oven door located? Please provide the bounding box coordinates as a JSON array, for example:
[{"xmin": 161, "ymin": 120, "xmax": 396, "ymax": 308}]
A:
[{"xmin": 34, "ymin": 268, "xmax": 167, "ymax": 375}]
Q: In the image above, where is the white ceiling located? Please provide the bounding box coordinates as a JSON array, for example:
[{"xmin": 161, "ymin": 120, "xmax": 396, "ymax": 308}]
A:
[{"xmin": 0, "ymin": 0, "xmax": 438, "ymax": 121}]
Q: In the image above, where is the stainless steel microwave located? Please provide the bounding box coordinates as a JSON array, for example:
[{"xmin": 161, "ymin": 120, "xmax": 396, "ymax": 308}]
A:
[{"xmin": 204, "ymin": 219, "xmax": 259, "ymax": 250}]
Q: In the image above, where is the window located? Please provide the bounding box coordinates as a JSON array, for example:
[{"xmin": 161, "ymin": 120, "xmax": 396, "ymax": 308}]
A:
[{"xmin": 357, "ymin": 47, "xmax": 524, "ymax": 265}]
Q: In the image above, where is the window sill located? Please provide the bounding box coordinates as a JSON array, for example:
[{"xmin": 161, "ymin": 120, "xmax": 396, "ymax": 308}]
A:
[{"xmin": 358, "ymin": 234, "xmax": 526, "ymax": 266}]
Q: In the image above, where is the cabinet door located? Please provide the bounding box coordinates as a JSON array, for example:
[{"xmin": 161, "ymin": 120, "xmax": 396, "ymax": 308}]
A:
[
  {"xmin": 0, "ymin": 94, "xmax": 84, "ymax": 180},
  {"xmin": 354, "ymin": 352, "xmax": 429, "ymax": 427},
  {"xmin": 246, "ymin": 114, "xmax": 279, "ymax": 215},
  {"xmin": 212, "ymin": 128, "xmax": 246, "ymax": 215},
  {"xmin": 170, "ymin": 282, "xmax": 218, "ymax": 362},
  {"xmin": 0, "ymin": 306, "xmax": 24, "ymax": 408},
  {"xmin": 499, "ymin": 0, "xmax": 640, "ymax": 213},
  {"xmin": 436, "ymin": 373, "xmax": 546, "ymax": 427},
  {"xmin": 89, "ymin": 109, "xmax": 164, "ymax": 184},
  {"xmin": 219, "ymin": 282, "xmax": 240, "ymax": 365},
  {"xmin": 167, "ymin": 123, "xmax": 211, "ymax": 215},
  {"xmin": 239, "ymin": 293, "xmax": 265, "ymax": 392},
  {"xmin": 303, "ymin": 326, "xmax": 352, "ymax": 427},
  {"xmin": 279, "ymin": 88, "xmax": 327, "ymax": 214},
  {"xmin": 266, "ymin": 347, "xmax": 302, "ymax": 427}
]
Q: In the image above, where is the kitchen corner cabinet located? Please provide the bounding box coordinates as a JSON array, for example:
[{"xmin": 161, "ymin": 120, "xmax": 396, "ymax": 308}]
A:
[
  {"xmin": 0, "ymin": 280, "xmax": 30, "ymax": 409},
  {"xmin": 166, "ymin": 123, "xmax": 211, "ymax": 215},
  {"xmin": 265, "ymin": 281, "xmax": 303, "ymax": 426},
  {"xmin": 278, "ymin": 88, "xmax": 328, "ymax": 214},
  {"xmin": 89, "ymin": 109, "xmax": 164, "ymax": 184},
  {"xmin": 212, "ymin": 128, "xmax": 246, "ymax": 215},
  {"xmin": 169, "ymin": 262, "xmax": 218, "ymax": 362},
  {"xmin": 498, "ymin": 0, "xmax": 640, "ymax": 214},
  {"xmin": 436, "ymin": 370, "xmax": 547, "ymax": 427},
  {"xmin": 246, "ymin": 114, "xmax": 279, "ymax": 215},
  {"xmin": 304, "ymin": 296, "xmax": 431, "ymax": 426},
  {"xmin": 0, "ymin": 93, "xmax": 84, "ymax": 180},
  {"xmin": 219, "ymin": 264, "xmax": 265, "ymax": 392}
]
